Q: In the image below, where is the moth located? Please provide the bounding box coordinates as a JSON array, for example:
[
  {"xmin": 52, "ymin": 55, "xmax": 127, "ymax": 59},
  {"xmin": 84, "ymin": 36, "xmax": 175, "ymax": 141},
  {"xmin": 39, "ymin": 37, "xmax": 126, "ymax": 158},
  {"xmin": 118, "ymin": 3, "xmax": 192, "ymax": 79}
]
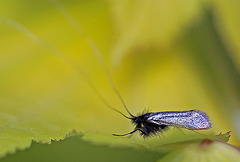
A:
[
  {"xmin": 112, "ymin": 110, "xmax": 212, "ymax": 137},
  {"xmin": 45, "ymin": 1, "xmax": 212, "ymax": 138}
]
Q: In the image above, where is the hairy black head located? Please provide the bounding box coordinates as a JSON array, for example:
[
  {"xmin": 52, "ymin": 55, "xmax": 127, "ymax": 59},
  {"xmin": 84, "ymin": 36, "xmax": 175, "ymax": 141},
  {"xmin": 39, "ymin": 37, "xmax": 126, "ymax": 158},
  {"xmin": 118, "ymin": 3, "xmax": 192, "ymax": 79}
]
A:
[{"xmin": 131, "ymin": 113, "xmax": 168, "ymax": 137}]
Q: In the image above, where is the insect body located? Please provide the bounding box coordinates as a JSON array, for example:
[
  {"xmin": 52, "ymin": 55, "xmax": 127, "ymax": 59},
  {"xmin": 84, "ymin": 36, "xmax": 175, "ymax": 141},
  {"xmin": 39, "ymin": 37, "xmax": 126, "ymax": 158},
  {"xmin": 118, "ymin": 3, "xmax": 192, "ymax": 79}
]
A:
[{"xmin": 113, "ymin": 110, "xmax": 212, "ymax": 137}]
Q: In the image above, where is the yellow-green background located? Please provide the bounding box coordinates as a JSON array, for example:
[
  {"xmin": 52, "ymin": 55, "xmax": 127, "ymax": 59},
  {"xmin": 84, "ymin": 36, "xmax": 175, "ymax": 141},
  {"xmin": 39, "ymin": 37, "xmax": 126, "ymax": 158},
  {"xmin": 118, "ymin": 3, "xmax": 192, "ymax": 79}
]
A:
[{"xmin": 0, "ymin": 0, "xmax": 240, "ymax": 161}]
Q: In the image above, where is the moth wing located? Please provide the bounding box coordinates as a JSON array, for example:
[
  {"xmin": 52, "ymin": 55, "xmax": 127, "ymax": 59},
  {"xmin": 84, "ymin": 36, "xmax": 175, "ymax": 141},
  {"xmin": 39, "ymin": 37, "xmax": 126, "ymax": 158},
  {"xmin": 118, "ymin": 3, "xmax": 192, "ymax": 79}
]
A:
[{"xmin": 147, "ymin": 110, "xmax": 212, "ymax": 130}]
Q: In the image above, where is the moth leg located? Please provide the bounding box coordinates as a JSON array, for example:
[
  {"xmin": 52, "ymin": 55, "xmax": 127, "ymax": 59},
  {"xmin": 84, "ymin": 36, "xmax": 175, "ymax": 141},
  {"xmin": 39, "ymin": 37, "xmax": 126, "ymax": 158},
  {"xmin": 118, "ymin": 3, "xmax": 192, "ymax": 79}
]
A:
[
  {"xmin": 138, "ymin": 128, "xmax": 147, "ymax": 135},
  {"xmin": 112, "ymin": 129, "xmax": 138, "ymax": 136}
]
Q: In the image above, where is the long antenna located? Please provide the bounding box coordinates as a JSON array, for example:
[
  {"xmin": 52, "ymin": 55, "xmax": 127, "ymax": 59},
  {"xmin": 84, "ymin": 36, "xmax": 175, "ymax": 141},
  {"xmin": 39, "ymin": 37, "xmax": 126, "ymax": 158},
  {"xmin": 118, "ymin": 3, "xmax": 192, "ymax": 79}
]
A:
[
  {"xmin": 1, "ymin": 17, "xmax": 131, "ymax": 120},
  {"xmin": 48, "ymin": 0, "xmax": 134, "ymax": 117}
]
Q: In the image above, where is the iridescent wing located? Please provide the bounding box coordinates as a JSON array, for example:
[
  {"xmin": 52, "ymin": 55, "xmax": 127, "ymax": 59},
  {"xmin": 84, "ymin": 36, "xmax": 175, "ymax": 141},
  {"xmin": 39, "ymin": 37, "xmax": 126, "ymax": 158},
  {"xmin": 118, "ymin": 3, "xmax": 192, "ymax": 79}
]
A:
[{"xmin": 146, "ymin": 110, "xmax": 212, "ymax": 130}]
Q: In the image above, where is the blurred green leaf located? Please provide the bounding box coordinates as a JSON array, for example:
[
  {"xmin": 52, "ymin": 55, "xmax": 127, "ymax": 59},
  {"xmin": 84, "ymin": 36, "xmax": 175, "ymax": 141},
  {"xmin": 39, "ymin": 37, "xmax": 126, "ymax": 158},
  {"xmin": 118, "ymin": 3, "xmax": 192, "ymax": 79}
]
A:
[
  {"xmin": 157, "ymin": 139, "xmax": 240, "ymax": 162},
  {"xmin": 109, "ymin": 0, "xmax": 206, "ymax": 64},
  {"xmin": 211, "ymin": 0, "xmax": 240, "ymax": 71}
]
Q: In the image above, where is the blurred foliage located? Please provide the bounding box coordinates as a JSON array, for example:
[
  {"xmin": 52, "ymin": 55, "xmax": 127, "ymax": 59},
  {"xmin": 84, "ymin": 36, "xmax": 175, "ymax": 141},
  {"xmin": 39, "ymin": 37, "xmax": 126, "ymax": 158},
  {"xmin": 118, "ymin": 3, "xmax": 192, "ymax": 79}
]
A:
[
  {"xmin": 2, "ymin": 134, "xmax": 163, "ymax": 162},
  {"xmin": 2, "ymin": 133, "xmax": 238, "ymax": 162},
  {"xmin": 0, "ymin": 0, "xmax": 240, "ymax": 161}
]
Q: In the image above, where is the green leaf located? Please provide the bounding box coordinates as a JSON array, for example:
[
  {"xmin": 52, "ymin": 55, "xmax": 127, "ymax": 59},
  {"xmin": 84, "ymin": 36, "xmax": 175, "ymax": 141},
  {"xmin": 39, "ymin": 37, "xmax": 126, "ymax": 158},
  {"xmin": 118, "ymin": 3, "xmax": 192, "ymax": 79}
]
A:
[
  {"xmin": 81, "ymin": 130, "xmax": 231, "ymax": 152},
  {"xmin": 1, "ymin": 134, "xmax": 164, "ymax": 162},
  {"xmin": 216, "ymin": 131, "xmax": 232, "ymax": 142},
  {"xmin": 2, "ymin": 133, "xmax": 237, "ymax": 162},
  {"xmin": 157, "ymin": 139, "xmax": 240, "ymax": 162},
  {"xmin": 0, "ymin": 0, "xmax": 113, "ymax": 157}
]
